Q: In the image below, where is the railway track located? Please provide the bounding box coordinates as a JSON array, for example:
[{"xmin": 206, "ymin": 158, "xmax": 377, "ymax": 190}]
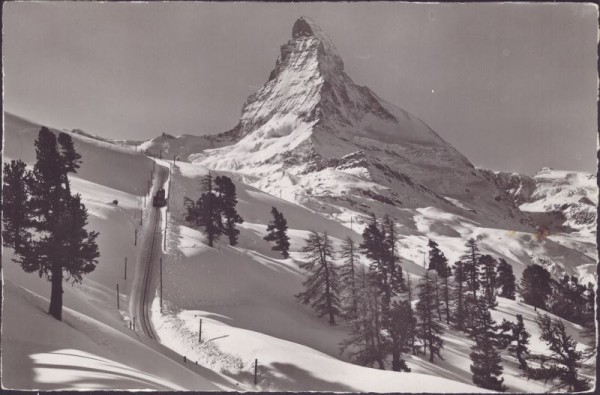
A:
[{"xmin": 136, "ymin": 166, "xmax": 167, "ymax": 340}]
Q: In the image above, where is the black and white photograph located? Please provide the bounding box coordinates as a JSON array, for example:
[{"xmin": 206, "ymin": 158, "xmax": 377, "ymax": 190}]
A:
[{"xmin": 1, "ymin": 1, "xmax": 598, "ymax": 392}]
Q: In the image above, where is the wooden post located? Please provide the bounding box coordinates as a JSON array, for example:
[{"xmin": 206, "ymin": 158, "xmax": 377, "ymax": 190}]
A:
[
  {"xmin": 140, "ymin": 209, "xmax": 143, "ymax": 226},
  {"xmin": 134, "ymin": 228, "xmax": 138, "ymax": 246},
  {"xmin": 124, "ymin": 257, "xmax": 127, "ymax": 280},
  {"xmin": 350, "ymin": 216, "xmax": 353, "ymax": 231},
  {"xmin": 254, "ymin": 359, "xmax": 258, "ymax": 385},
  {"xmin": 160, "ymin": 257, "xmax": 163, "ymax": 310},
  {"xmin": 173, "ymin": 154, "xmax": 176, "ymax": 165},
  {"xmin": 133, "ymin": 317, "xmax": 135, "ymax": 331},
  {"xmin": 116, "ymin": 284, "xmax": 120, "ymax": 309},
  {"xmin": 199, "ymin": 318, "xmax": 202, "ymax": 343}
]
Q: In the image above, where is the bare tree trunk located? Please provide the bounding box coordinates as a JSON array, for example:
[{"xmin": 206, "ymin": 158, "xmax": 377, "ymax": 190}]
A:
[{"xmin": 49, "ymin": 263, "xmax": 63, "ymax": 320}]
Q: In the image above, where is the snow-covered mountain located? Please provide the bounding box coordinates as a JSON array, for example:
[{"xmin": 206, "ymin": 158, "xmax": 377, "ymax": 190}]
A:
[
  {"xmin": 2, "ymin": 16, "xmax": 596, "ymax": 393},
  {"xmin": 522, "ymin": 168, "xmax": 597, "ymax": 230},
  {"xmin": 479, "ymin": 167, "xmax": 597, "ymax": 282},
  {"xmin": 482, "ymin": 168, "xmax": 597, "ymax": 233},
  {"xmin": 179, "ymin": 17, "xmax": 526, "ymax": 230}
]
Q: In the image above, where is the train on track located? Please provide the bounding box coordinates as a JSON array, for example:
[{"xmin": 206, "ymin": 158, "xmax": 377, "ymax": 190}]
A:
[{"xmin": 153, "ymin": 189, "xmax": 167, "ymax": 207}]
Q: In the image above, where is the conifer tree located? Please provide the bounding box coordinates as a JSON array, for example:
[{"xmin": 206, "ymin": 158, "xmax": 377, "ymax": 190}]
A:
[
  {"xmin": 57, "ymin": 132, "xmax": 81, "ymax": 195},
  {"xmin": 199, "ymin": 173, "xmax": 222, "ymax": 247},
  {"xmin": 296, "ymin": 232, "xmax": 340, "ymax": 325},
  {"xmin": 583, "ymin": 282, "xmax": 595, "ymax": 329},
  {"xmin": 214, "ymin": 175, "xmax": 243, "ymax": 246},
  {"xmin": 520, "ymin": 264, "xmax": 552, "ymax": 311},
  {"xmin": 264, "ymin": 207, "xmax": 291, "ymax": 258},
  {"xmin": 479, "ymin": 254, "xmax": 498, "ymax": 308},
  {"xmin": 340, "ymin": 267, "xmax": 387, "ymax": 369},
  {"xmin": 188, "ymin": 192, "xmax": 222, "ymax": 247},
  {"xmin": 382, "ymin": 215, "xmax": 404, "ymax": 293},
  {"xmin": 361, "ymin": 215, "xmax": 400, "ymax": 308},
  {"xmin": 387, "ymin": 300, "xmax": 416, "ymax": 371},
  {"xmin": 469, "ymin": 300, "xmax": 506, "ymax": 391},
  {"xmin": 529, "ymin": 314, "xmax": 591, "ymax": 392},
  {"xmin": 30, "ymin": 127, "xmax": 65, "ymax": 230},
  {"xmin": 508, "ymin": 314, "xmax": 531, "ymax": 371},
  {"xmin": 428, "ymin": 239, "xmax": 449, "ymax": 320},
  {"xmin": 2, "ymin": 160, "xmax": 32, "ymax": 249},
  {"xmin": 416, "ymin": 270, "xmax": 444, "ymax": 363},
  {"xmin": 362, "ymin": 215, "xmax": 407, "ymax": 370},
  {"xmin": 461, "ymin": 238, "xmax": 481, "ymax": 300},
  {"xmin": 549, "ymin": 275, "xmax": 589, "ymax": 325},
  {"xmin": 6, "ymin": 127, "xmax": 99, "ymax": 320},
  {"xmin": 496, "ymin": 258, "xmax": 516, "ymax": 300},
  {"xmin": 452, "ymin": 260, "xmax": 467, "ymax": 331},
  {"xmin": 406, "ymin": 272, "xmax": 418, "ymax": 355},
  {"xmin": 428, "ymin": 239, "xmax": 448, "ymax": 273},
  {"xmin": 440, "ymin": 264, "xmax": 452, "ymax": 325},
  {"xmin": 339, "ymin": 237, "xmax": 360, "ymax": 318}
]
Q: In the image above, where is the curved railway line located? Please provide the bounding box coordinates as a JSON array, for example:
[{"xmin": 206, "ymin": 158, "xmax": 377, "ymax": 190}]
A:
[{"xmin": 135, "ymin": 165, "xmax": 168, "ymax": 340}]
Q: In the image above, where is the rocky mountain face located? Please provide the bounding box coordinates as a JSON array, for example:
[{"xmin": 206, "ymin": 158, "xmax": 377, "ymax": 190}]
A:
[
  {"xmin": 482, "ymin": 168, "xmax": 597, "ymax": 232},
  {"xmin": 479, "ymin": 170, "xmax": 537, "ymax": 206},
  {"xmin": 184, "ymin": 17, "xmax": 528, "ymax": 230}
]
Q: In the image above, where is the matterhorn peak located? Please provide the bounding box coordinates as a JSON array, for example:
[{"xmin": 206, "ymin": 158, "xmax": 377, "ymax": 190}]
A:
[
  {"xmin": 292, "ymin": 17, "xmax": 316, "ymax": 39},
  {"xmin": 267, "ymin": 16, "xmax": 344, "ymax": 83}
]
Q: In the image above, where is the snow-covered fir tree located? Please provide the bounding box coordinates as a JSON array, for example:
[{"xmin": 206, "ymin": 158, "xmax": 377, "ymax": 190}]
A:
[
  {"xmin": 529, "ymin": 314, "xmax": 591, "ymax": 392},
  {"xmin": 296, "ymin": 231, "xmax": 341, "ymax": 325},
  {"xmin": 214, "ymin": 175, "xmax": 243, "ymax": 246},
  {"xmin": 469, "ymin": 300, "xmax": 506, "ymax": 391},
  {"xmin": 520, "ymin": 264, "xmax": 552, "ymax": 311},
  {"xmin": 339, "ymin": 236, "xmax": 360, "ymax": 319},
  {"xmin": 479, "ymin": 254, "xmax": 498, "ymax": 308},
  {"xmin": 264, "ymin": 207, "xmax": 291, "ymax": 258},
  {"xmin": 452, "ymin": 260, "xmax": 467, "ymax": 331},
  {"xmin": 496, "ymin": 258, "xmax": 516, "ymax": 300},
  {"xmin": 5, "ymin": 127, "xmax": 99, "ymax": 321},
  {"xmin": 416, "ymin": 270, "xmax": 444, "ymax": 363}
]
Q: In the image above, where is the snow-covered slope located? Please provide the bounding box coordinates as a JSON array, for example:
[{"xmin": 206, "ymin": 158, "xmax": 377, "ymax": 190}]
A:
[
  {"xmin": 480, "ymin": 167, "xmax": 598, "ymax": 282},
  {"xmin": 2, "ymin": 112, "xmax": 235, "ymax": 390},
  {"xmin": 137, "ymin": 132, "xmax": 233, "ymax": 162},
  {"xmin": 148, "ymin": 160, "xmax": 594, "ymax": 392},
  {"xmin": 184, "ymin": 17, "xmax": 527, "ymax": 232},
  {"xmin": 2, "ymin": 106, "xmax": 595, "ymax": 391},
  {"xmin": 521, "ymin": 168, "xmax": 597, "ymax": 232}
]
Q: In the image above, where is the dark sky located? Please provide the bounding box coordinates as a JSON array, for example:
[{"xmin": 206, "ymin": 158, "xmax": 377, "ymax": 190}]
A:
[{"xmin": 3, "ymin": 2, "xmax": 598, "ymax": 174}]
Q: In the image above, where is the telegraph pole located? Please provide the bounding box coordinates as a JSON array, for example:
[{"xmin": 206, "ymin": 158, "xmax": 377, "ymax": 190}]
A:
[
  {"xmin": 160, "ymin": 257, "xmax": 163, "ymax": 310},
  {"xmin": 116, "ymin": 284, "xmax": 120, "ymax": 309},
  {"xmin": 254, "ymin": 359, "xmax": 258, "ymax": 385},
  {"xmin": 164, "ymin": 211, "xmax": 168, "ymax": 250},
  {"xmin": 124, "ymin": 257, "xmax": 127, "ymax": 280}
]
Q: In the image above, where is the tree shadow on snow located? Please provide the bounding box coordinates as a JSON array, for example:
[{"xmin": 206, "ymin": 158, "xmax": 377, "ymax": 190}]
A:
[{"xmin": 224, "ymin": 361, "xmax": 357, "ymax": 392}]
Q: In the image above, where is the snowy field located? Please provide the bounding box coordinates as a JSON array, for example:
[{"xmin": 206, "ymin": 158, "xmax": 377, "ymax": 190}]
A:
[{"xmin": 2, "ymin": 112, "xmax": 596, "ymax": 392}]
